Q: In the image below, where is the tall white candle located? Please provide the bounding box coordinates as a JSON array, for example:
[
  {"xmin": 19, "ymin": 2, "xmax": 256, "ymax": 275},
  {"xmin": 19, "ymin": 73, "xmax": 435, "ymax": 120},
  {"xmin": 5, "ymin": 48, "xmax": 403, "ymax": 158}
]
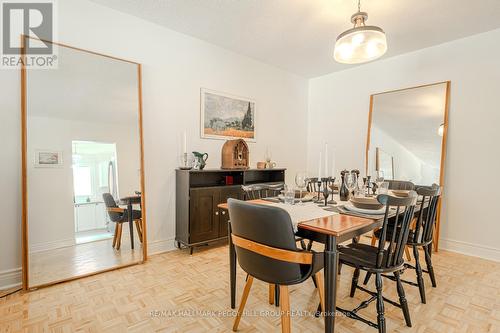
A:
[
  {"xmin": 324, "ymin": 143, "xmax": 328, "ymax": 177},
  {"xmin": 183, "ymin": 131, "xmax": 187, "ymax": 154},
  {"xmin": 331, "ymin": 148, "xmax": 336, "ymax": 179},
  {"xmin": 318, "ymin": 151, "xmax": 322, "ymax": 179}
]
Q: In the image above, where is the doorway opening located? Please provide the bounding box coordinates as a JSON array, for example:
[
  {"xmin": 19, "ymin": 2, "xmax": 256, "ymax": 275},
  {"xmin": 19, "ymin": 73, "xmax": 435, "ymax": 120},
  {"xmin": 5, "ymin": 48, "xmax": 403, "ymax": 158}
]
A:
[{"xmin": 72, "ymin": 141, "xmax": 118, "ymax": 244}]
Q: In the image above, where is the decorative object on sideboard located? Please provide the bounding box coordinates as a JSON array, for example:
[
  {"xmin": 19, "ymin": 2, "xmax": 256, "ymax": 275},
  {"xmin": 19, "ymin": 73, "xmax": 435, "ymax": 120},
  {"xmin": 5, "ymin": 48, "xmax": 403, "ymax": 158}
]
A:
[
  {"xmin": 256, "ymin": 161, "xmax": 266, "ymax": 169},
  {"xmin": 334, "ymin": 0, "xmax": 387, "ymax": 64},
  {"xmin": 179, "ymin": 131, "xmax": 193, "ymax": 170},
  {"xmin": 200, "ymin": 88, "xmax": 256, "ymax": 141},
  {"xmin": 192, "ymin": 151, "xmax": 208, "ymax": 170},
  {"xmin": 221, "ymin": 139, "xmax": 250, "ymax": 169}
]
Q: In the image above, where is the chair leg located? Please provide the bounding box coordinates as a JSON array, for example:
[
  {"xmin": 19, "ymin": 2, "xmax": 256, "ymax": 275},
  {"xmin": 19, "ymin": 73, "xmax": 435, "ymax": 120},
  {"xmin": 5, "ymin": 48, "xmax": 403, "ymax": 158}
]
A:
[
  {"xmin": 413, "ymin": 245, "xmax": 426, "ymax": 304},
  {"xmin": 279, "ymin": 285, "xmax": 291, "ymax": 333},
  {"xmin": 370, "ymin": 231, "xmax": 377, "ymax": 246},
  {"xmin": 350, "ymin": 268, "xmax": 360, "ymax": 297},
  {"xmin": 232, "ymin": 276, "xmax": 254, "ymax": 331},
  {"xmin": 315, "ymin": 272, "xmax": 325, "ymax": 314},
  {"xmin": 394, "ymin": 271, "xmax": 412, "ymax": 327},
  {"xmin": 375, "ymin": 273, "xmax": 386, "ymax": 333},
  {"xmin": 269, "ymin": 284, "xmax": 275, "ymax": 305},
  {"xmin": 112, "ymin": 225, "xmax": 118, "ymax": 248},
  {"xmin": 275, "ymin": 285, "xmax": 280, "ymax": 307},
  {"xmin": 363, "ymin": 272, "xmax": 372, "ymax": 285},
  {"xmin": 424, "ymin": 245, "xmax": 437, "ymax": 287},
  {"xmin": 311, "ymin": 274, "xmax": 318, "ymax": 288},
  {"xmin": 135, "ymin": 220, "xmax": 143, "ymax": 243},
  {"xmin": 116, "ymin": 224, "xmax": 123, "ymax": 250},
  {"xmin": 405, "ymin": 246, "xmax": 412, "ymax": 261}
]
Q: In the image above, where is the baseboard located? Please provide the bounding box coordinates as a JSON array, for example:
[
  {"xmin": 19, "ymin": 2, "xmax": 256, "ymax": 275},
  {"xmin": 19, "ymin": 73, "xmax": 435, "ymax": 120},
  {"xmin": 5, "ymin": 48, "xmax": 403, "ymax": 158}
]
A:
[
  {"xmin": 0, "ymin": 267, "xmax": 22, "ymax": 290},
  {"xmin": 439, "ymin": 238, "xmax": 500, "ymax": 262},
  {"xmin": 148, "ymin": 238, "xmax": 176, "ymax": 256},
  {"xmin": 30, "ymin": 238, "xmax": 75, "ymax": 253}
]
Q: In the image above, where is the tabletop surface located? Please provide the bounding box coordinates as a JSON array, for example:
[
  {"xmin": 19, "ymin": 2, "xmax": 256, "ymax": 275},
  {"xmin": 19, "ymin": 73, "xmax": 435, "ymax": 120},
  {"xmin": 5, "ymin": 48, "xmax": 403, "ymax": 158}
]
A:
[{"xmin": 218, "ymin": 199, "xmax": 376, "ymax": 237}]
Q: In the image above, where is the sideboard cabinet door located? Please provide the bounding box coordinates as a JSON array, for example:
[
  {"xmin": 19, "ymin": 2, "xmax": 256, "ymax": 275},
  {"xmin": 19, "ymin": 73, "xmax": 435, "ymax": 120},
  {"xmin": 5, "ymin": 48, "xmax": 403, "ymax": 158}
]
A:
[
  {"xmin": 218, "ymin": 187, "xmax": 243, "ymax": 237},
  {"xmin": 189, "ymin": 188, "xmax": 220, "ymax": 243}
]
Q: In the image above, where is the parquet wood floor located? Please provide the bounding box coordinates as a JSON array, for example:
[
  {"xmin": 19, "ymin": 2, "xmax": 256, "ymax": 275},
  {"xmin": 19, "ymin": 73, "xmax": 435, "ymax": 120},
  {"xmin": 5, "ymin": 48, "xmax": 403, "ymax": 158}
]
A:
[
  {"xmin": 29, "ymin": 231, "xmax": 143, "ymax": 287},
  {"xmin": 1, "ymin": 239, "xmax": 499, "ymax": 332}
]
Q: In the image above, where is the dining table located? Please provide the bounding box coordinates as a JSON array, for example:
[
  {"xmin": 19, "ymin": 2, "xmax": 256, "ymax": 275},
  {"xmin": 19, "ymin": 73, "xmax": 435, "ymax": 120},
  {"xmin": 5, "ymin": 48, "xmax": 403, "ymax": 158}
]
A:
[
  {"xmin": 119, "ymin": 195, "xmax": 142, "ymax": 249},
  {"xmin": 218, "ymin": 194, "xmax": 390, "ymax": 333}
]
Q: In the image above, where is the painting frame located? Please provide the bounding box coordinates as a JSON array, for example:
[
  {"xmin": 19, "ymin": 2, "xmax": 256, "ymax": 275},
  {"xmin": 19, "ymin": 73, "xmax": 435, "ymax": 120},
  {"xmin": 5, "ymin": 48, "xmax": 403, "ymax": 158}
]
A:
[
  {"xmin": 34, "ymin": 150, "xmax": 63, "ymax": 168},
  {"xmin": 200, "ymin": 88, "xmax": 257, "ymax": 142}
]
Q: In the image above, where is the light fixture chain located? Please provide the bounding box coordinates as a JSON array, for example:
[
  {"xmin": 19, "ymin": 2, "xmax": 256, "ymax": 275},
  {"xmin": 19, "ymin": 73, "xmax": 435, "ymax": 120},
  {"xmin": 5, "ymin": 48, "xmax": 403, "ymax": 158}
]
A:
[{"xmin": 358, "ymin": 0, "xmax": 361, "ymax": 13}]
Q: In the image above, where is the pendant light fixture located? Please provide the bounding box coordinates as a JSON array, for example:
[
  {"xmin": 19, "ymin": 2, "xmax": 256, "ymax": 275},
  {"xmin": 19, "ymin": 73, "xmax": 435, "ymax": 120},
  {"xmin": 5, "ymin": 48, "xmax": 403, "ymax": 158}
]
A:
[{"xmin": 334, "ymin": 0, "xmax": 387, "ymax": 64}]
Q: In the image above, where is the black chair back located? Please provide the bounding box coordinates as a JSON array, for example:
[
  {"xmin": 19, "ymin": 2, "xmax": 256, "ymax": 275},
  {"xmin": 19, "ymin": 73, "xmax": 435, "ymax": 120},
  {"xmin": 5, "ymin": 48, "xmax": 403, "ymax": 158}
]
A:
[
  {"xmin": 376, "ymin": 192, "xmax": 418, "ymax": 269},
  {"xmin": 228, "ymin": 199, "xmax": 314, "ymax": 284},
  {"xmin": 102, "ymin": 193, "xmax": 122, "ymax": 222},
  {"xmin": 241, "ymin": 183, "xmax": 284, "ymax": 200},
  {"xmin": 387, "ymin": 180, "xmax": 415, "ymax": 191},
  {"xmin": 306, "ymin": 178, "xmax": 318, "ymax": 192},
  {"xmin": 411, "ymin": 184, "xmax": 441, "ymax": 246}
]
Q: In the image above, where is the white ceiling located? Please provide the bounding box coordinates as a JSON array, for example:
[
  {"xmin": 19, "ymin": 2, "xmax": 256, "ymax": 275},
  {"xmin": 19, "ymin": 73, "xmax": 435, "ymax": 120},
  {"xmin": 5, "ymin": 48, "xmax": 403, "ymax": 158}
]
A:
[
  {"xmin": 372, "ymin": 83, "xmax": 447, "ymax": 168},
  {"xmin": 90, "ymin": 0, "xmax": 500, "ymax": 77},
  {"xmin": 27, "ymin": 43, "xmax": 140, "ymax": 125}
]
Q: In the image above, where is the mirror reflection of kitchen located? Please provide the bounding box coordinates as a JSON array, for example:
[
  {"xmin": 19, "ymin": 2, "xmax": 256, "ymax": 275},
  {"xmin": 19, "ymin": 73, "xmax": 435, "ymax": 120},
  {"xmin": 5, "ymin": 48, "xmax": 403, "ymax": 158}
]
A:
[{"xmin": 26, "ymin": 40, "xmax": 144, "ymax": 288}]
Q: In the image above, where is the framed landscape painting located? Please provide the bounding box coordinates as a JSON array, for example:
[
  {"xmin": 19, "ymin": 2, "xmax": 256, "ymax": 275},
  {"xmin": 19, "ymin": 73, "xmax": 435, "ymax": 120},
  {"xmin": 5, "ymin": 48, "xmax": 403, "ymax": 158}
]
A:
[{"xmin": 201, "ymin": 88, "xmax": 256, "ymax": 142}]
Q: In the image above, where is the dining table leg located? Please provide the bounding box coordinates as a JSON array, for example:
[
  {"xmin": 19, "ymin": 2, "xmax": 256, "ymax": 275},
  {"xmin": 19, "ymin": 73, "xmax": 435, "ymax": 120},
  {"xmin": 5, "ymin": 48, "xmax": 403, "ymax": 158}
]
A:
[
  {"xmin": 324, "ymin": 235, "xmax": 338, "ymax": 332},
  {"xmin": 228, "ymin": 221, "xmax": 236, "ymax": 309},
  {"xmin": 128, "ymin": 201, "xmax": 134, "ymax": 249}
]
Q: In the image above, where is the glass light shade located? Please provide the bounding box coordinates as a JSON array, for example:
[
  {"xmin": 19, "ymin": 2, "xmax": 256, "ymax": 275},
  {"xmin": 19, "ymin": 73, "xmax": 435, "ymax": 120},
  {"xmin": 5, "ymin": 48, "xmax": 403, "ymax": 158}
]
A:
[{"xmin": 334, "ymin": 26, "xmax": 387, "ymax": 64}]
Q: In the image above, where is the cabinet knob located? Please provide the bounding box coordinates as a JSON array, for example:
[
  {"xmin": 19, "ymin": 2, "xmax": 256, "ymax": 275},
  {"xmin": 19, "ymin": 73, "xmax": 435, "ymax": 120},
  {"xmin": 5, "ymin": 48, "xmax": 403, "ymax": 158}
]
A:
[
  {"xmin": 222, "ymin": 211, "xmax": 226, "ymax": 215},
  {"xmin": 215, "ymin": 211, "xmax": 219, "ymax": 215}
]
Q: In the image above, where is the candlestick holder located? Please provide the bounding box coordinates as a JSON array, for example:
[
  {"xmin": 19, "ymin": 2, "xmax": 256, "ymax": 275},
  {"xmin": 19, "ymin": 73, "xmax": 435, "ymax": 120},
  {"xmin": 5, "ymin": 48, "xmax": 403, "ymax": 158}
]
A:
[
  {"xmin": 179, "ymin": 152, "xmax": 193, "ymax": 170},
  {"xmin": 320, "ymin": 177, "xmax": 330, "ymax": 207},
  {"xmin": 314, "ymin": 179, "xmax": 323, "ymax": 203},
  {"xmin": 327, "ymin": 177, "xmax": 337, "ymax": 205}
]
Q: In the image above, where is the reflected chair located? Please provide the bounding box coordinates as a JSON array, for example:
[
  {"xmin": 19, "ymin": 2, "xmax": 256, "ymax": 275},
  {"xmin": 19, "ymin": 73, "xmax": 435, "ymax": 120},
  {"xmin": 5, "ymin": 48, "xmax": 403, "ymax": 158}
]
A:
[
  {"xmin": 241, "ymin": 183, "xmax": 284, "ymax": 200},
  {"xmin": 367, "ymin": 185, "xmax": 441, "ymax": 304},
  {"xmin": 227, "ymin": 199, "xmax": 324, "ymax": 333},
  {"xmin": 103, "ymin": 193, "xmax": 143, "ymax": 250},
  {"xmin": 337, "ymin": 192, "xmax": 417, "ymax": 333}
]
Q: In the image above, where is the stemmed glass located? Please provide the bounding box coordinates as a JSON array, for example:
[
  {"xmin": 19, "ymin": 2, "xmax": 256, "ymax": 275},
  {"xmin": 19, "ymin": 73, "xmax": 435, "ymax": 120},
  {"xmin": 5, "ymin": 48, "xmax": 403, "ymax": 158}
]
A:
[
  {"xmin": 374, "ymin": 170, "xmax": 385, "ymax": 194},
  {"xmin": 295, "ymin": 172, "xmax": 307, "ymax": 205},
  {"xmin": 345, "ymin": 172, "xmax": 357, "ymax": 200}
]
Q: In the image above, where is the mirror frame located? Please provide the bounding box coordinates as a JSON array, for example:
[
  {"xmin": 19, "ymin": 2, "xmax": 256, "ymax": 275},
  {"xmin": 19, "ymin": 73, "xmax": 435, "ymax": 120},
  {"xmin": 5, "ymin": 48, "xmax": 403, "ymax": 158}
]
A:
[
  {"xmin": 365, "ymin": 81, "xmax": 451, "ymax": 252},
  {"xmin": 20, "ymin": 35, "xmax": 147, "ymax": 290}
]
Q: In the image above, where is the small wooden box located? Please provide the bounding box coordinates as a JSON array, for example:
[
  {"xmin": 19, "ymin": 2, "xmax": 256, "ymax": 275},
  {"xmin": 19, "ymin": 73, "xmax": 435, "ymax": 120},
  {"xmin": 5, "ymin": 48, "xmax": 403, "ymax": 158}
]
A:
[{"xmin": 221, "ymin": 139, "xmax": 249, "ymax": 169}]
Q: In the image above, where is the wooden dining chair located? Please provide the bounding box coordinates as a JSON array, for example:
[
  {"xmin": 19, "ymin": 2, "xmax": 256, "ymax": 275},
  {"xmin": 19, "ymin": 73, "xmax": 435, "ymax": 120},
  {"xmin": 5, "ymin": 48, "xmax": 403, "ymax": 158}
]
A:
[
  {"xmin": 337, "ymin": 192, "xmax": 418, "ymax": 333},
  {"xmin": 370, "ymin": 180, "xmax": 415, "ymax": 261},
  {"xmin": 367, "ymin": 185, "xmax": 441, "ymax": 304},
  {"xmin": 103, "ymin": 193, "xmax": 143, "ymax": 250},
  {"xmin": 241, "ymin": 183, "xmax": 284, "ymax": 200},
  {"xmin": 227, "ymin": 199, "xmax": 324, "ymax": 333}
]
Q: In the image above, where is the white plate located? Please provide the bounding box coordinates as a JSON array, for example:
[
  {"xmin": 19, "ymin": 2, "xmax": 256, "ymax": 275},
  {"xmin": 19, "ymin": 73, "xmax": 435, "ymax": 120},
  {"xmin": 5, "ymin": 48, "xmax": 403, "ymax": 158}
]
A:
[{"xmin": 343, "ymin": 202, "xmax": 386, "ymax": 215}]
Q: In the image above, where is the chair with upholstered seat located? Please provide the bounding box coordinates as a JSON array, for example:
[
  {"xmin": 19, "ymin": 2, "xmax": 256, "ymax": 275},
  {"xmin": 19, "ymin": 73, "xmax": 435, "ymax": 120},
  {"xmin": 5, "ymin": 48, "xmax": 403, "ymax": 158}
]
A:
[
  {"xmin": 103, "ymin": 193, "xmax": 143, "ymax": 250},
  {"xmin": 337, "ymin": 192, "xmax": 417, "ymax": 333},
  {"xmin": 227, "ymin": 199, "xmax": 324, "ymax": 333}
]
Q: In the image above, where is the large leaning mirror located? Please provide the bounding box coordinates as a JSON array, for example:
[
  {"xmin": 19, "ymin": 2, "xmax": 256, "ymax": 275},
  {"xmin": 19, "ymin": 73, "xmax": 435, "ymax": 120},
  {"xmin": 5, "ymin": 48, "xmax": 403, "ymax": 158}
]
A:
[
  {"xmin": 21, "ymin": 36, "xmax": 146, "ymax": 289},
  {"xmin": 366, "ymin": 81, "xmax": 450, "ymax": 250}
]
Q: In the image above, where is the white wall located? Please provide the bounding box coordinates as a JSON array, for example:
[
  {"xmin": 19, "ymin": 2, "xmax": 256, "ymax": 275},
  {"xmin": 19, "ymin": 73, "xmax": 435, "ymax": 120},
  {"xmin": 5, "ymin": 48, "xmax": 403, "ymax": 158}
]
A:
[
  {"xmin": 27, "ymin": 116, "xmax": 140, "ymax": 251},
  {"xmin": 0, "ymin": 0, "xmax": 309, "ymax": 288},
  {"xmin": 308, "ymin": 28, "xmax": 500, "ymax": 261}
]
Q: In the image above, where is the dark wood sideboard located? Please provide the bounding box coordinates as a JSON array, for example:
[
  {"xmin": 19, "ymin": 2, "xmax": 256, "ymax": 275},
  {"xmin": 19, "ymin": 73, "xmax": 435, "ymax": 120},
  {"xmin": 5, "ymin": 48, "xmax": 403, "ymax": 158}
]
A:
[{"xmin": 175, "ymin": 168, "xmax": 286, "ymax": 254}]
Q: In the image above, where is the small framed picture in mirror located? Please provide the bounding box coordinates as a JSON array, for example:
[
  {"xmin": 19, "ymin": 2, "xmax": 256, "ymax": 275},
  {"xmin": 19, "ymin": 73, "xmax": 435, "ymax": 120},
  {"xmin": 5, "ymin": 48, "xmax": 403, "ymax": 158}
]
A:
[{"xmin": 34, "ymin": 150, "xmax": 63, "ymax": 168}]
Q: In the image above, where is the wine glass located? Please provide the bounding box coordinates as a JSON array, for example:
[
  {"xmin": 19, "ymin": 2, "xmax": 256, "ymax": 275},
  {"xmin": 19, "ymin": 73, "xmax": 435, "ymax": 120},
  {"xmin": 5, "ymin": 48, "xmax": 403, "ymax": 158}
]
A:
[
  {"xmin": 295, "ymin": 172, "xmax": 307, "ymax": 204},
  {"xmin": 374, "ymin": 170, "xmax": 385, "ymax": 194},
  {"xmin": 345, "ymin": 172, "xmax": 357, "ymax": 200}
]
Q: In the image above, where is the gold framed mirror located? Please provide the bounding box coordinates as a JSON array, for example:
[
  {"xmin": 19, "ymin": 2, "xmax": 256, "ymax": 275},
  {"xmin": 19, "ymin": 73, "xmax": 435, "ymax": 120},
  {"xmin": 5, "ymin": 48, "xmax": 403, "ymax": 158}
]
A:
[
  {"xmin": 366, "ymin": 81, "xmax": 450, "ymax": 251},
  {"xmin": 21, "ymin": 36, "xmax": 146, "ymax": 290}
]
